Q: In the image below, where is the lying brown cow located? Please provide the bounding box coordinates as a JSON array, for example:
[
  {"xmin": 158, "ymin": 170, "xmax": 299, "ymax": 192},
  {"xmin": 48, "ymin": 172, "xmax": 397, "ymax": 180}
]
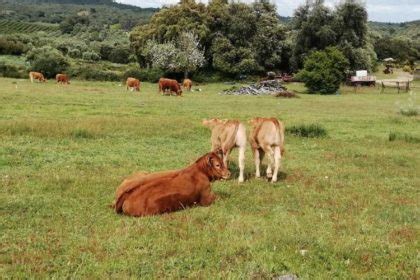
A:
[
  {"xmin": 126, "ymin": 77, "xmax": 140, "ymax": 92},
  {"xmin": 249, "ymin": 117, "xmax": 285, "ymax": 183},
  {"xmin": 158, "ymin": 78, "xmax": 182, "ymax": 96},
  {"xmin": 202, "ymin": 119, "xmax": 247, "ymax": 182},
  {"xmin": 29, "ymin": 71, "xmax": 46, "ymax": 83},
  {"xmin": 113, "ymin": 151, "xmax": 230, "ymax": 217},
  {"xmin": 56, "ymin": 74, "xmax": 70, "ymax": 84},
  {"xmin": 183, "ymin": 79, "xmax": 192, "ymax": 91}
]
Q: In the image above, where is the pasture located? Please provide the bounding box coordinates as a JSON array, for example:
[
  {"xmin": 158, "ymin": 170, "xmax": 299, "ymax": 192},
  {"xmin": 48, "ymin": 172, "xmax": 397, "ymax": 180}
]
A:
[{"xmin": 0, "ymin": 77, "xmax": 419, "ymax": 278}]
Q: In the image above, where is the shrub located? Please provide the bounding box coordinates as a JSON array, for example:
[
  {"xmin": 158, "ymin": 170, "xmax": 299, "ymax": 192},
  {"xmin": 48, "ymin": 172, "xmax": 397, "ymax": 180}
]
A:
[
  {"xmin": 400, "ymin": 108, "xmax": 418, "ymax": 116},
  {"xmin": 26, "ymin": 46, "xmax": 69, "ymax": 78},
  {"xmin": 68, "ymin": 48, "xmax": 82, "ymax": 59},
  {"xmin": 68, "ymin": 66, "xmax": 121, "ymax": 81},
  {"xmin": 108, "ymin": 46, "xmax": 130, "ymax": 64},
  {"xmin": 297, "ymin": 47, "xmax": 349, "ymax": 94},
  {"xmin": 82, "ymin": 51, "xmax": 101, "ymax": 61},
  {"xmin": 286, "ymin": 124, "xmax": 327, "ymax": 138},
  {"xmin": 0, "ymin": 62, "xmax": 27, "ymax": 78},
  {"xmin": 122, "ymin": 68, "xmax": 164, "ymax": 83},
  {"xmin": 402, "ymin": 65, "xmax": 412, "ymax": 73},
  {"xmin": 0, "ymin": 36, "xmax": 27, "ymax": 55},
  {"xmin": 389, "ymin": 132, "xmax": 420, "ymax": 143}
]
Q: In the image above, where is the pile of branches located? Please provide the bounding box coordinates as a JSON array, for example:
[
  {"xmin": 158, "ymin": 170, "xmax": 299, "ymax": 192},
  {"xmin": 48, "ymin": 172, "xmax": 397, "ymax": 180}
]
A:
[{"xmin": 222, "ymin": 80, "xmax": 295, "ymax": 97}]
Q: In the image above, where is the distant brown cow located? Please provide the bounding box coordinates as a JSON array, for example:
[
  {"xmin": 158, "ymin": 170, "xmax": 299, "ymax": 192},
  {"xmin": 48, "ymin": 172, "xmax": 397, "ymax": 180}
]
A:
[
  {"xmin": 29, "ymin": 71, "xmax": 46, "ymax": 83},
  {"xmin": 113, "ymin": 151, "xmax": 230, "ymax": 217},
  {"xmin": 158, "ymin": 78, "xmax": 182, "ymax": 96},
  {"xmin": 183, "ymin": 79, "xmax": 192, "ymax": 91},
  {"xmin": 56, "ymin": 74, "xmax": 70, "ymax": 84},
  {"xmin": 249, "ymin": 117, "xmax": 285, "ymax": 183},
  {"xmin": 126, "ymin": 77, "xmax": 140, "ymax": 92},
  {"xmin": 202, "ymin": 118, "xmax": 246, "ymax": 182}
]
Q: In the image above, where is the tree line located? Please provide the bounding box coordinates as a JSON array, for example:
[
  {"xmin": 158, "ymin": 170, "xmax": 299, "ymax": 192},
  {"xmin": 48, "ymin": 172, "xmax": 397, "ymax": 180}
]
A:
[{"xmin": 130, "ymin": 0, "xmax": 419, "ymax": 79}]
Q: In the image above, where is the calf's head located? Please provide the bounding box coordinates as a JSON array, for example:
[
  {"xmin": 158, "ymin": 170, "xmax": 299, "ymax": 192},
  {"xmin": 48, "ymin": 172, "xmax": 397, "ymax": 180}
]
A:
[
  {"xmin": 202, "ymin": 118, "xmax": 223, "ymax": 128},
  {"xmin": 205, "ymin": 152, "xmax": 230, "ymax": 180}
]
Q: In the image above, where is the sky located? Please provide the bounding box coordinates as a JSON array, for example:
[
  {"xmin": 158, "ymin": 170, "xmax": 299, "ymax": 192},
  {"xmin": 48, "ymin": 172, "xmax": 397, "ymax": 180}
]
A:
[{"xmin": 117, "ymin": 0, "xmax": 420, "ymax": 23}]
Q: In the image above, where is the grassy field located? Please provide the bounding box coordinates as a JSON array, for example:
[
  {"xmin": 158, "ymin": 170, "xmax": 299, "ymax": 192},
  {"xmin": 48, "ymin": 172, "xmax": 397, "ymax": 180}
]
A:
[{"xmin": 0, "ymin": 77, "xmax": 419, "ymax": 279}]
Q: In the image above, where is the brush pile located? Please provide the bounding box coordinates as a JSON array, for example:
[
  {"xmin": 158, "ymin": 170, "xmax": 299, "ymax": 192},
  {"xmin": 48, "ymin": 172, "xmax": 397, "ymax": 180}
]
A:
[{"xmin": 222, "ymin": 80, "xmax": 294, "ymax": 96}]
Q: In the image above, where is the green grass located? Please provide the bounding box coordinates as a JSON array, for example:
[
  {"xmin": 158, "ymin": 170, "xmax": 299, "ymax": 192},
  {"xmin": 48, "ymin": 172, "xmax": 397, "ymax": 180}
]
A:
[{"xmin": 0, "ymin": 78, "xmax": 419, "ymax": 279}]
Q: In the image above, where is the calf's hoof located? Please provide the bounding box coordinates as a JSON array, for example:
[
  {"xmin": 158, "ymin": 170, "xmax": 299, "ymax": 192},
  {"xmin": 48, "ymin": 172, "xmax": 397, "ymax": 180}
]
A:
[
  {"xmin": 266, "ymin": 172, "xmax": 273, "ymax": 179},
  {"xmin": 238, "ymin": 177, "xmax": 244, "ymax": 183}
]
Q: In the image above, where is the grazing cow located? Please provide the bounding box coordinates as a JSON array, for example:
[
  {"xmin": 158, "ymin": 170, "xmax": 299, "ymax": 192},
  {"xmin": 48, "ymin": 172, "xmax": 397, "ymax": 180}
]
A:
[
  {"xmin": 202, "ymin": 119, "xmax": 247, "ymax": 182},
  {"xmin": 249, "ymin": 117, "xmax": 285, "ymax": 183},
  {"xmin": 158, "ymin": 78, "xmax": 182, "ymax": 96},
  {"xmin": 126, "ymin": 77, "xmax": 140, "ymax": 92},
  {"xmin": 29, "ymin": 71, "xmax": 46, "ymax": 83},
  {"xmin": 113, "ymin": 151, "xmax": 230, "ymax": 217},
  {"xmin": 183, "ymin": 78, "xmax": 192, "ymax": 91},
  {"xmin": 56, "ymin": 74, "xmax": 70, "ymax": 84}
]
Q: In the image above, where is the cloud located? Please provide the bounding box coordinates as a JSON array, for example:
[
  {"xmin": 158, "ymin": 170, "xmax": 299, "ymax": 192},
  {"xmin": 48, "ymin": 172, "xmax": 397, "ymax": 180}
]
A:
[{"xmin": 117, "ymin": 0, "xmax": 420, "ymax": 22}]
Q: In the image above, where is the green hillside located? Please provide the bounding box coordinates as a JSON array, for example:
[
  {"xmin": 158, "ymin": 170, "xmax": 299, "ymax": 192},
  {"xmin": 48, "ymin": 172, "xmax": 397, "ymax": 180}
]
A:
[
  {"xmin": 0, "ymin": 0, "xmax": 157, "ymax": 31},
  {"xmin": 369, "ymin": 20, "xmax": 420, "ymax": 40},
  {"xmin": 0, "ymin": 20, "xmax": 59, "ymax": 35}
]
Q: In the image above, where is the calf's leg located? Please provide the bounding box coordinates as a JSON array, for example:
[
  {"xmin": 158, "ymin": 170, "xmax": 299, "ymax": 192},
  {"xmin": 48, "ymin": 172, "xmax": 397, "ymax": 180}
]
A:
[
  {"xmin": 272, "ymin": 146, "xmax": 281, "ymax": 183},
  {"xmin": 254, "ymin": 148, "xmax": 263, "ymax": 178},
  {"xmin": 238, "ymin": 145, "xmax": 245, "ymax": 182},
  {"xmin": 263, "ymin": 145, "xmax": 274, "ymax": 179}
]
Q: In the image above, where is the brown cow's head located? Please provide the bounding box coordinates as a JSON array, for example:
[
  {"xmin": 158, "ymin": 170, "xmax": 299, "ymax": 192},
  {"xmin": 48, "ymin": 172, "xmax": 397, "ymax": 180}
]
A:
[{"xmin": 206, "ymin": 151, "xmax": 230, "ymax": 180}]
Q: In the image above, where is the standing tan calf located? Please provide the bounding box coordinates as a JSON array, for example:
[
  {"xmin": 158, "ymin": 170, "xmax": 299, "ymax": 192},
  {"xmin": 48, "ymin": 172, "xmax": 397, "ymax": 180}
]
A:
[
  {"xmin": 202, "ymin": 118, "xmax": 246, "ymax": 182},
  {"xmin": 29, "ymin": 71, "xmax": 46, "ymax": 83},
  {"xmin": 183, "ymin": 79, "xmax": 192, "ymax": 91},
  {"xmin": 249, "ymin": 117, "xmax": 285, "ymax": 182}
]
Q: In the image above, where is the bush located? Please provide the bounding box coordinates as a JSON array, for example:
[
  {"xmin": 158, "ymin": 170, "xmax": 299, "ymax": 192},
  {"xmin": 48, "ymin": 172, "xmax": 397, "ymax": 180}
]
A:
[
  {"xmin": 0, "ymin": 36, "xmax": 27, "ymax": 55},
  {"xmin": 286, "ymin": 124, "xmax": 327, "ymax": 138},
  {"xmin": 68, "ymin": 66, "xmax": 121, "ymax": 81},
  {"xmin": 122, "ymin": 68, "xmax": 164, "ymax": 83},
  {"xmin": 389, "ymin": 132, "xmax": 420, "ymax": 143},
  {"xmin": 400, "ymin": 108, "xmax": 418, "ymax": 116},
  {"xmin": 0, "ymin": 62, "xmax": 27, "ymax": 78},
  {"xmin": 68, "ymin": 48, "xmax": 82, "ymax": 59},
  {"xmin": 402, "ymin": 65, "xmax": 412, "ymax": 73},
  {"xmin": 108, "ymin": 46, "xmax": 130, "ymax": 64},
  {"xmin": 192, "ymin": 70, "xmax": 229, "ymax": 83},
  {"xmin": 26, "ymin": 46, "xmax": 69, "ymax": 78},
  {"xmin": 297, "ymin": 47, "xmax": 349, "ymax": 94},
  {"xmin": 82, "ymin": 51, "xmax": 101, "ymax": 61}
]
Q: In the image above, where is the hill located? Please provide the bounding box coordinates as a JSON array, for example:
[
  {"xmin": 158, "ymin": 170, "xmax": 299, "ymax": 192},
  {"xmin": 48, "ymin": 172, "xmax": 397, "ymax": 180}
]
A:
[
  {"xmin": 0, "ymin": 0, "xmax": 157, "ymax": 31},
  {"xmin": 369, "ymin": 20, "xmax": 420, "ymax": 41}
]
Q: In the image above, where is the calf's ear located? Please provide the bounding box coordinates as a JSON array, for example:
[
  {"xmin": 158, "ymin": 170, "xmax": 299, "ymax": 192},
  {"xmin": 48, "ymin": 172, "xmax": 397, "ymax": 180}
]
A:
[{"xmin": 214, "ymin": 148, "xmax": 223, "ymax": 158}]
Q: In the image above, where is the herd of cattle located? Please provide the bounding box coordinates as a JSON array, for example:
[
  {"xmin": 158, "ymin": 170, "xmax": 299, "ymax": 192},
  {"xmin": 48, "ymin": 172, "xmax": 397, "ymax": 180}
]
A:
[
  {"xmin": 28, "ymin": 71, "xmax": 193, "ymax": 95},
  {"xmin": 113, "ymin": 117, "xmax": 285, "ymax": 217},
  {"xmin": 27, "ymin": 71, "xmax": 285, "ymax": 217}
]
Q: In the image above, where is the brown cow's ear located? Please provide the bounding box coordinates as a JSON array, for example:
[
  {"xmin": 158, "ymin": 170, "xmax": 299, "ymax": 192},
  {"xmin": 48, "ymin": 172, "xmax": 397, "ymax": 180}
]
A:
[{"xmin": 207, "ymin": 154, "xmax": 213, "ymax": 167}]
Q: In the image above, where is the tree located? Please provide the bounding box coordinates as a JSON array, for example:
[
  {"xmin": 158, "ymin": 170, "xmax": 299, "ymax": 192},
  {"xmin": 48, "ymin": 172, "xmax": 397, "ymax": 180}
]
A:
[
  {"xmin": 292, "ymin": 0, "xmax": 375, "ymax": 73},
  {"xmin": 143, "ymin": 31, "xmax": 205, "ymax": 77},
  {"xmin": 26, "ymin": 46, "xmax": 69, "ymax": 78},
  {"xmin": 130, "ymin": 0, "xmax": 287, "ymax": 76},
  {"xmin": 297, "ymin": 47, "xmax": 349, "ymax": 94}
]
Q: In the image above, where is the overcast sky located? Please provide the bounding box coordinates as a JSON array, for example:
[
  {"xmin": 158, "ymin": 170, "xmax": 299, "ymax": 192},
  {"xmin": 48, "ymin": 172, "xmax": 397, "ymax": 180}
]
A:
[{"xmin": 117, "ymin": 0, "xmax": 420, "ymax": 22}]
